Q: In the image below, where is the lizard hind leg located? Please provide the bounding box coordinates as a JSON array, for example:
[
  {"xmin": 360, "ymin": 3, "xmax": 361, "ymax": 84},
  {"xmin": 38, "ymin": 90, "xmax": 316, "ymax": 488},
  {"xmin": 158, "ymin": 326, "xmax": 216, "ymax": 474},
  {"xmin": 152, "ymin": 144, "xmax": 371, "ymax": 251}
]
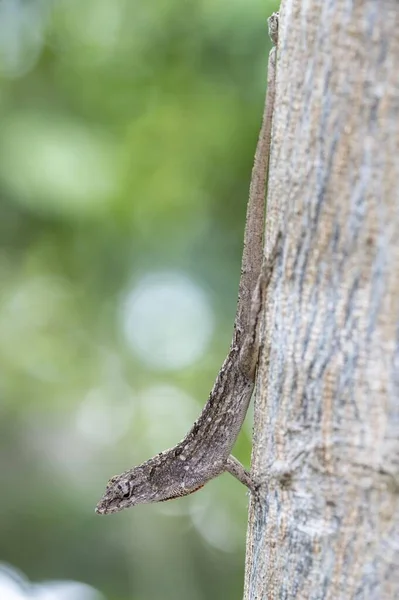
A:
[{"xmin": 225, "ymin": 455, "xmax": 257, "ymax": 492}]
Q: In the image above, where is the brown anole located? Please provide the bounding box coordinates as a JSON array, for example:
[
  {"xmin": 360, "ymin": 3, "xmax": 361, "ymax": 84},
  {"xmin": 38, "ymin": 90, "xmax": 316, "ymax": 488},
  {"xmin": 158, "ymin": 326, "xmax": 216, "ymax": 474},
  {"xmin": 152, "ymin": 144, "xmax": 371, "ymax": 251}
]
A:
[{"xmin": 96, "ymin": 13, "xmax": 279, "ymax": 515}]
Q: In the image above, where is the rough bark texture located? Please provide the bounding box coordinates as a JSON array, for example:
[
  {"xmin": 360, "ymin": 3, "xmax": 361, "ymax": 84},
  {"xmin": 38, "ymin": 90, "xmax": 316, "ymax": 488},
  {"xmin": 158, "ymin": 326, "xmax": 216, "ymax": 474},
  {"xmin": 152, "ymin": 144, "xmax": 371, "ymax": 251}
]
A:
[{"xmin": 244, "ymin": 1, "xmax": 399, "ymax": 599}]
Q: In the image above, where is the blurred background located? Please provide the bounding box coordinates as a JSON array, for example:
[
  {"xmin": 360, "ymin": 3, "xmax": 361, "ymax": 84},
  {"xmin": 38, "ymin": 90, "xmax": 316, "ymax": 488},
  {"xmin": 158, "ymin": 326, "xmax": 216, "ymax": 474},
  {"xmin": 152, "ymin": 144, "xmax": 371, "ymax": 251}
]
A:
[{"xmin": 0, "ymin": 0, "xmax": 278, "ymax": 598}]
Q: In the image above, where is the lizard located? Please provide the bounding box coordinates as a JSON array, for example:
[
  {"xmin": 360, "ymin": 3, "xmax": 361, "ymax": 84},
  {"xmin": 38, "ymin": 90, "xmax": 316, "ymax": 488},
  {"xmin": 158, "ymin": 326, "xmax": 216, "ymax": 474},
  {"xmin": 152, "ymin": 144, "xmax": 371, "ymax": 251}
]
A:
[{"xmin": 95, "ymin": 12, "xmax": 279, "ymax": 515}]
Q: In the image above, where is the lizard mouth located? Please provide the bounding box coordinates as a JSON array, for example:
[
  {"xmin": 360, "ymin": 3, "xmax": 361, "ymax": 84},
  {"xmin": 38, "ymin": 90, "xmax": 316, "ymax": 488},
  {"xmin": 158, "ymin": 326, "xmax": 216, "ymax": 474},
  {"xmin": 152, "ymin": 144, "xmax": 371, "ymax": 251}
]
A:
[
  {"xmin": 95, "ymin": 500, "xmax": 115, "ymax": 515},
  {"xmin": 95, "ymin": 499, "xmax": 123, "ymax": 515}
]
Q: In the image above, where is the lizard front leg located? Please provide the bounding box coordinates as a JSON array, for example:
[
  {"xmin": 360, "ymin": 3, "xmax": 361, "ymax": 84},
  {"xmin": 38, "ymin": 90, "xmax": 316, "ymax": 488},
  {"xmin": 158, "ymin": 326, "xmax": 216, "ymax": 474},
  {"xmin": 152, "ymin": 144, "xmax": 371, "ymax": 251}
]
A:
[{"xmin": 225, "ymin": 455, "xmax": 258, "ymax": 492}]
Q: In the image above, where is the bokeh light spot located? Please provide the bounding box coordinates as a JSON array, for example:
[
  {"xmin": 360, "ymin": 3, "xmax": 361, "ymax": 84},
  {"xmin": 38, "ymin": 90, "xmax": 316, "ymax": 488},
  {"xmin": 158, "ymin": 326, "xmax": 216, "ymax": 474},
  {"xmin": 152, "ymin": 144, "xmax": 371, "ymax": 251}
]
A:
[
  {"xmin": 122, "ymin": 272, "xmax": 214, "ymax": 371},
  {"xmin": 0, "ymin": 113, "xmax": 119, "ymax": 218},
  {"xmin": 190, "ymin": 490, "xmax": 242, "ymax": 553},
  {"xmin": 0, "ymin": 0, "xmax": 48, "ymax": 78},
  {"xmin": 76, "ymin": 386, "xmax": 135, "ymax": 446},
  {"xmin": 0, "ymin": 563, "xmax": 105, "ymax": 600}
]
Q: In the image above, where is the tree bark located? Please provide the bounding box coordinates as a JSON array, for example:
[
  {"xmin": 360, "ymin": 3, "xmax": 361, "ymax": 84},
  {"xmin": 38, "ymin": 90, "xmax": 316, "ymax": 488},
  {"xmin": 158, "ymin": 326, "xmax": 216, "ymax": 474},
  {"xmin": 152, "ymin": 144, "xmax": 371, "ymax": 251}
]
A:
[{"xmin": 244, "ymin": 1, "xmax": 399, "ymax": 599}]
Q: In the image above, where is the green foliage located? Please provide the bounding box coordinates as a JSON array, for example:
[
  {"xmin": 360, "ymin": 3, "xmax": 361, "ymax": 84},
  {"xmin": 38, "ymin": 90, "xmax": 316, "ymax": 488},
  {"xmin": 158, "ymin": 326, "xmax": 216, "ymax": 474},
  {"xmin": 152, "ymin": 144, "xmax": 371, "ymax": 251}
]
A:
[{"xmin": 0, "ymin": 0, "xmax": 278, "ymax": 598}]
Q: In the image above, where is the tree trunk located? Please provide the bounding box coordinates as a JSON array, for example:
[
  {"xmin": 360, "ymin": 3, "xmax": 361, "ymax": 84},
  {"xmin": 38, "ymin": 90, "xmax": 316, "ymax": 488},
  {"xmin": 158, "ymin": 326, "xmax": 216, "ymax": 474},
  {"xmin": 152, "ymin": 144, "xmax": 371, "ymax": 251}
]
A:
[{"xmin": 244, "ymin": 1, "xmax": 399, "ymax": 598}]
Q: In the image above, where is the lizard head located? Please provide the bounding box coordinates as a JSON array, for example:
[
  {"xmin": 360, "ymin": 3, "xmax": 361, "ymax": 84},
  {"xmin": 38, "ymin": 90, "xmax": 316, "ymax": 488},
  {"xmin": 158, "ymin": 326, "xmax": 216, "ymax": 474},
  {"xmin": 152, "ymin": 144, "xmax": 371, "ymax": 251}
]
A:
[{"xmin": 95, "ymin": 466, "xmax": 155, "ymax": 514}]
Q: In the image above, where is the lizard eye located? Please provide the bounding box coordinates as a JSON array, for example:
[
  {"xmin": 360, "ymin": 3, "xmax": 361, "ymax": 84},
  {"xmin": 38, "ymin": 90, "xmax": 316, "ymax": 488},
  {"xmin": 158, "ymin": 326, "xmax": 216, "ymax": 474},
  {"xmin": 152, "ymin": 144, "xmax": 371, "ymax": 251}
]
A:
[{"xmin": 117, "ymin": 482, "xmax": 131, "ymax": 499}]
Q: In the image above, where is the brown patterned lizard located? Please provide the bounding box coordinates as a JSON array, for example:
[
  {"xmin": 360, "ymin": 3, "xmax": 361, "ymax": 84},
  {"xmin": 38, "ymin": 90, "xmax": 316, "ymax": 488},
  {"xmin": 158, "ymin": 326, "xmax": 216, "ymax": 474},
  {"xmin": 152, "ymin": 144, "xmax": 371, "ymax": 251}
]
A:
[{"xmin": 96, "ymin": 13, "xmax": 279, "ymax": 515}]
